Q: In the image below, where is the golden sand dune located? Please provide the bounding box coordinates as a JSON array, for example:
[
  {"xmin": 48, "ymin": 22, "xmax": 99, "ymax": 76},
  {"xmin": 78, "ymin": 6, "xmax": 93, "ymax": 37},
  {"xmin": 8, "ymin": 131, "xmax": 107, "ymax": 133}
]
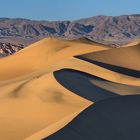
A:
[
  {"xmin": 0, "ymin": 38, "xmax": 108, "ymax": 81},
  {"xmin": 0, "ymin": 38, "xmax": 140, "ymax": 139},
  {"xmin": 0, "ymin": 72, "xmax": 92, "ymax": 140},
  {"xmin": 79, "ymin": 42, "xmax": 140, "ymax": 71}
]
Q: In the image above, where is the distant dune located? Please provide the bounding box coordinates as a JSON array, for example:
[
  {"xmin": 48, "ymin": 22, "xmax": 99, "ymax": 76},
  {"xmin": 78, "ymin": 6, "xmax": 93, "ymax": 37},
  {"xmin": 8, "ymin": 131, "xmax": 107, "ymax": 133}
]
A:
[
  {"xmin": 0, "ymin": 37, "xmax": 140, "ymax": 139},
  {"xmin": 78, "ymin": 43, "xmax": 140, "ymax": 71}
]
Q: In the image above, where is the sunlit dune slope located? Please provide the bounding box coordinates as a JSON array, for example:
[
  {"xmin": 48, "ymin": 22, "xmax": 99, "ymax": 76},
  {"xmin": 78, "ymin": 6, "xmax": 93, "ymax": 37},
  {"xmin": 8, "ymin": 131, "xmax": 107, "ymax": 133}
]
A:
[
  {"xmin": 0, "ymin": 37, "xmax": 109, "ymax": 140},
  {"xmin": 0, "ymin": 72, "xmax": 92, "ymax": 140},
  {"xmin": 48, "ymin": 57, "xmax": 140, "ymax": 86},
  {"xmin": 79, "ymin": 42, "xmax": 140, "ymax": 71},
  {"xmin": 0, "ymin": 37, "xmax": 140, "ymax": 140},
  {"xmin": 0, "ymin": 37, "xmax": 109, "ymax": 81}
]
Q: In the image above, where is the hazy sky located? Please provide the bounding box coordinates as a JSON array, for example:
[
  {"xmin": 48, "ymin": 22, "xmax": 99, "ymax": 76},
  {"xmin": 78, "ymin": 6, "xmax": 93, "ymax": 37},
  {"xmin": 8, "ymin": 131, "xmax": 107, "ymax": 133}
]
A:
[{"xmin": 0, "ymin": 0, "xmax": 140, "ymax": 20}]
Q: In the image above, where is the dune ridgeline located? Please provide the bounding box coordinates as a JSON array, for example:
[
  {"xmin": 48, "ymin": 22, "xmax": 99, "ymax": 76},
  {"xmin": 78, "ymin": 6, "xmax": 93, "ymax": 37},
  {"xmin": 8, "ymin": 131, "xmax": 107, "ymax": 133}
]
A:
[{"xmin": 0, "ymin": 37, "xmax": 140, "ymax": 140}]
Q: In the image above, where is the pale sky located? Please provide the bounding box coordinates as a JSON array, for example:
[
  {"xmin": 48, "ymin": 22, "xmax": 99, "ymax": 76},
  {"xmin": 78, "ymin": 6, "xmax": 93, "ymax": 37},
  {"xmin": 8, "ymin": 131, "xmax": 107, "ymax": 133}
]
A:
[{"xmin": 0, "ymin": 0, "xmax": 140, "ymax": 20}]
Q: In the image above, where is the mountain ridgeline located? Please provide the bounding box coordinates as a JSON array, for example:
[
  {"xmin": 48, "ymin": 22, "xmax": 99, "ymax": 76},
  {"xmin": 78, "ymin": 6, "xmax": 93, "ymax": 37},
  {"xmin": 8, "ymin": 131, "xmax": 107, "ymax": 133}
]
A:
[{"xmin": 1, "ymin": 15, "xmax": 140, "ymax": 56}]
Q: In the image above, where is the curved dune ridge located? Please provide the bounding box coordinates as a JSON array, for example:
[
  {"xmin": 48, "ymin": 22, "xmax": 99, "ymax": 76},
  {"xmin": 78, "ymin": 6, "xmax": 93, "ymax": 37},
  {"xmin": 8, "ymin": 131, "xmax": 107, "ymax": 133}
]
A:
[{"xmin": 0, "ymin": 37, "xmax": 140, "ymax": 140}]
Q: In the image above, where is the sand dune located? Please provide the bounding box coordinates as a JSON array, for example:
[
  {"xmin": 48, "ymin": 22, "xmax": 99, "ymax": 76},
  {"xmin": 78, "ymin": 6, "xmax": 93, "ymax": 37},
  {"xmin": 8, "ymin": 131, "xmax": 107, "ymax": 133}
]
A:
[
  {"xmin": 76, "ymin": 57, "xmax": 140, "ymax": 77},
  {"xmin": 0, "ymin": 72, "xmax": 92, "ymax": 140},
  {"xmin": 79, "ymin": 43, "xmax": 140, "ymax": 71},
  {"xmin": 91, "ymin": 78, "xmax": 140, "ymax": 95},
  {"xmin": 0, "ymin": 37, "xmax": 109, "ymax": 81},
  {"xmin": 54, "ymin": 69, "xmax": 118, "ymax": 102},
  {"xmin": 54, "ymin": 69, "xmax": 140, "ymax": 97},
  {"xmin": 0, "ymin": 37, "xmax": 140, "ymax": 139},
  {"xmin": 50, "ymin": 57, "xmax": 140, "ymax": 86},
  {"xmin": 47, "ymin": 95, "xmax": 140, "ymax": 140}
]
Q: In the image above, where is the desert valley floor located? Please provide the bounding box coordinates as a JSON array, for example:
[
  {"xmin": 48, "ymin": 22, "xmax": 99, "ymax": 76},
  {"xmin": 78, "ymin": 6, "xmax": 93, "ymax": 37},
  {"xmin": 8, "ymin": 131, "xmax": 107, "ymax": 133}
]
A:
[{"xmin": 0, "ymin": 37, "xmax": 140, "ymax": 140}]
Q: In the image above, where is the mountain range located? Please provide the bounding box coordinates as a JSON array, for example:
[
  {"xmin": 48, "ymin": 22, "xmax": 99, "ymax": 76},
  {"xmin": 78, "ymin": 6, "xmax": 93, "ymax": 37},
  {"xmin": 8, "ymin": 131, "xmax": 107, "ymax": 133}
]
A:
[{"xmin": 1, "ymin": 14, "xmax": 140, "ymax": 56}]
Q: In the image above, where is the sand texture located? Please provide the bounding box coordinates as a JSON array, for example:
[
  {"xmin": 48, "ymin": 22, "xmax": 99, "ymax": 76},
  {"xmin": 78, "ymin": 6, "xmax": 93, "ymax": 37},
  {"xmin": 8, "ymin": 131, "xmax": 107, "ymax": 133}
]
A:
[{"xmin": 0, "ymin": 38, "xmax": 140, "ymax": 139}]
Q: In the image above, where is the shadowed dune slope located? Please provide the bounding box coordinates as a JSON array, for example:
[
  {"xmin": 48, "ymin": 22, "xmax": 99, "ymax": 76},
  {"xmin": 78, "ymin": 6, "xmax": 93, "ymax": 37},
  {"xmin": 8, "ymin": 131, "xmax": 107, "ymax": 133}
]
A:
[
  {"xmin": 54, "ymin": 69, "xmax": 140, "ymax": 96},
  {"xmin": 0, "ymin": 37, "xmax": 140, "ymax": 139},
  {"xmin": 46, "ymin": 95, "xmax": 140, "ymax": 140},
  {"xmin": 54, "ymin": 69, "xmax": 118, "ymax": 102}
]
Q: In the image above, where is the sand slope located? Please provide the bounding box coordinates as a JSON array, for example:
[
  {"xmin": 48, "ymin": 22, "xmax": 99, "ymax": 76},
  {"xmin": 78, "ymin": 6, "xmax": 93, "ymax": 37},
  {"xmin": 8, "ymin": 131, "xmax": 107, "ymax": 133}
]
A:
[
  {"xmin": 0, "ymin": 38, "xmax": 140, "ymax": 139},
  {"xmin": 0, "ymin": 72, "xmax": 92, "ymax": 140},
  {"xmin": 0, "ymin": 37, "xmax": 108, "ymax": 81},
  {"xmin": 79, "ymin": 43, "xmax": 140, "ymax": 71},
  {"xmin": 47, "ymin": 95, "xmax": 140, "ymax": 140}
]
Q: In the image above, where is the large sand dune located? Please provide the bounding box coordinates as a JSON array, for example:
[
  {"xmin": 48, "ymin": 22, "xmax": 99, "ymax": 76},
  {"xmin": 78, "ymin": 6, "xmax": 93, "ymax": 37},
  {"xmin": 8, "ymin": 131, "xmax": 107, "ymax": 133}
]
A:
[
  {"xmin": 0, "ymin": 37, "xmax": 140, "ymax": 139},
  {"xmin": 47, "ymin": 95, "xmax": 140, "ymax": 140}
]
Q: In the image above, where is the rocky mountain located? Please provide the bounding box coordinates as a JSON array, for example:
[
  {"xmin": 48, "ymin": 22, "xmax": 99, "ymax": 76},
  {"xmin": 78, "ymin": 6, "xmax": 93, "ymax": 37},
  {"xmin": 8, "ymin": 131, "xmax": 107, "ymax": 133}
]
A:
[
  {"xmin": 0, "ymin": 42, "xmax": 24, "ymax": 56},
  {"xmin": 1, "ymin": 14, "xmax": 140, "ymax": 56}
]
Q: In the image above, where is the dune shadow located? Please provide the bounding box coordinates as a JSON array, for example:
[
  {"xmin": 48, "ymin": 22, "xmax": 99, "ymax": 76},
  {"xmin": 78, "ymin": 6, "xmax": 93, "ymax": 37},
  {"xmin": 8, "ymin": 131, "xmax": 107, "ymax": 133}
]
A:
[
  {"xmin": 76, "ymin": 56, "xmax": 140, "ymax": 78},
  {"xmin": 46, "ymin": 95, "xmax": 140, "ymax": 140},
  {"xmin": 54, "ymin": 69, "xmax": 119, "ymax": 102}
]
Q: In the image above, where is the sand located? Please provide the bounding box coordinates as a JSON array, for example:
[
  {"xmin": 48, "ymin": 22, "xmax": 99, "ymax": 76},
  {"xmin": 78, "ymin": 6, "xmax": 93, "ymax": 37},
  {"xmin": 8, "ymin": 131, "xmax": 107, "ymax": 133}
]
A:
[
  {"xmin": 0, "ymin": 72, "xmax": 92, "ymax": 140},
  {"xmin": 47, "ymin": 95, "xmax": 140, "ymax": 140},
  {"xmin": 0, "ymin": 37, "xmax": 140, "ymax": 139},
  {"xmin": 79, "ymin": 43, "xmax": 140, "ymax": 71}
]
